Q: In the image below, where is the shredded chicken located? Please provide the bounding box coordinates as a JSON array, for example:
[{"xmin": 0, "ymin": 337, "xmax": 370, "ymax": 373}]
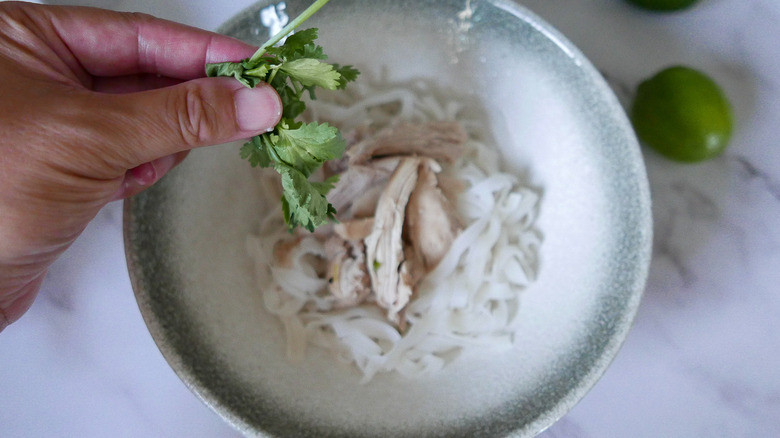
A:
[
  {"xmin": 334, "ymin": 217, "xmax": 375, "ymax": 240},
  {"xmin": 363, "ymin": 157, "xmax": 422, "ymax": 325},
  {"xmin": 347, "ymin": 121, "xmax": 467, "ymax": 165},
  {"xmin": 404, "ymin": 158, "xmax": 462, "ymax": 272},
  {"xmin": 327, "ymin": 158, "xmax": 399, "ymax": 215},
  {"xmin": 272, "ymin": 236, "xmax": 304, "ymax": 268},
  {"xmin": 324, "ymin": 235, "xmax": 371, "ymax": 308},
  {"xmin": 285, "ymin": 121, "xmax": 467, "ymax": 328}
]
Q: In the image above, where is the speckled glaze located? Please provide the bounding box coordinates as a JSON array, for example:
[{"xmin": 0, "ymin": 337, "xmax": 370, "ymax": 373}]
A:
[{"xmin": 124, "ymin": 1, "xmax": 652, "ymax": 436}]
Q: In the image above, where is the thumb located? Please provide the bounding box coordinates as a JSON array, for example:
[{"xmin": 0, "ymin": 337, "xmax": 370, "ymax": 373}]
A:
[{"xmin": 90, "ymin": 77, "xmax": 282, "ymax": 171}]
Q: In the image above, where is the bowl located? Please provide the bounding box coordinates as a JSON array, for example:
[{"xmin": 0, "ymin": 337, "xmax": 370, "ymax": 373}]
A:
[{"xmin": 123, "ymin": 0, "xmax": 652, "ymax": 436}]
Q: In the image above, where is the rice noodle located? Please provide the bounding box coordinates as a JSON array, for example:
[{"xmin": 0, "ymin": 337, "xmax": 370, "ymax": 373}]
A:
[{"xmin": 246, "ymin": 78, "xmax": 542, "ymax": 382}]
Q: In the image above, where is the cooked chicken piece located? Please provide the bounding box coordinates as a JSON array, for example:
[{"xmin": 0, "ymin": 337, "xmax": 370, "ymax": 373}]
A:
[
  {"xmin": 334, "ymin": 217, "xmax": 375, "ymax": 241},
  {"xmin": 342, "ymin": 124, "xmax": 373, "ymax": 148},
  {"xmin": 347, "ymin": 121, "xmax": 467, "ymax": 165},
  {"xmin": 363, "ymin": 157, "xmax": 422, "ymax": 325},
  {"xmin": 327, "ymin": 165, "xmax": 390, "ymax": 214},
  {"xmin": 272, "ymin": 236, "xmax": 304, "ymax": 269},
  {"xmin": 404, "ymin": 159, "xmax": 462, "ymax": 273},
  {"xmin": 369, "ymin": 156, "xmax": 406, "ymax": 173},
  {"xmin": 349, "ymin": 184, "xmax": 386, "ymax": 219},
  {"xmin": 327, "ymin": 157, "xmax": 400, "ymax": 216},
  {"xmin": 322, "ymin": 125, "xmax": 374, "ymax": 178},
  {"xmin": 435, "ymin": 173, "xmax": 466, "ymax": 205},
  {"xmin": 310, "ymin": 122, "xmax": 467, "ymax": 327},
  {"xmin": 324, "ymin": 235, "xmax": 371, "ymax": 308}
]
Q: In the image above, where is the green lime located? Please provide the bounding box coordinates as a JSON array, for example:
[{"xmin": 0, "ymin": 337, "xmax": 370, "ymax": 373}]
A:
[
  {"xmin": 630, "ymin": 66, "xmax": 733, "ymax": 163},
  {"xmin": 624, "ymin": 0, "xmax": 700, "ymax": 11}
]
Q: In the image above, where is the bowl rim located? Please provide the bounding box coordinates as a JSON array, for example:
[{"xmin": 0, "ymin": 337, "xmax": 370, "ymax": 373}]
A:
[{"xmin": 124, "ymin": 1, "xmax": 653, "ymax": 436}]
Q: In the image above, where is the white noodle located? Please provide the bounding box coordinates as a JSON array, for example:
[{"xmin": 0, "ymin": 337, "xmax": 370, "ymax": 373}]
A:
[{"xmin": 246, "ymin": 80, "xmax": 543, "ymax": 382}]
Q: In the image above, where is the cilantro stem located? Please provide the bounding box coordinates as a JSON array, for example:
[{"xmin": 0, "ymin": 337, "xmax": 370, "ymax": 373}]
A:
[
  {"xmin": 249, "ymin": 0, "xmax": 332, "ymax": 64},
  {"xmin": 267, "ymin": 65, "xmax": 281, "ymax": 85},
  {"xmin": 291, "ymin": 80, "xmax": 303, "ymax": 98},
  {"xmin": 262, "ymin": 135, "xmax": 284, "ymax": 163}
]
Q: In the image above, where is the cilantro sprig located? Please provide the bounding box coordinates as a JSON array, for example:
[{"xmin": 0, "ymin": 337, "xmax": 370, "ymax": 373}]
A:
[{"xmin": 206, "ymin": 0, "xmax": 359, "ymax": 232}]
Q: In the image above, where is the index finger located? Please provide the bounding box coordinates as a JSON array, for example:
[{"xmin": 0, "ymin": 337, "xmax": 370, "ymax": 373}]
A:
[{"xmin": 38, "ymin": 4, "xmax": 256, "ymax": 80}]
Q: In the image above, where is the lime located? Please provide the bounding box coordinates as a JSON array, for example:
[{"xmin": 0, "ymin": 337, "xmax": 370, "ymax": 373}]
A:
[
  {"xmin": 630, "ymin": 66, "xmax": 733, "ymax": 163},
  {"xmin": 624, "ymin": 0, "xmax": 700, "ymax": 11}
]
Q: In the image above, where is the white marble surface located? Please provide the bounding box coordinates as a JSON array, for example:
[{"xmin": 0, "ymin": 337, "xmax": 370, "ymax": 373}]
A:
[{"xmin": 2, "ymin": 0, "xmax": 779, "ymax": 436}]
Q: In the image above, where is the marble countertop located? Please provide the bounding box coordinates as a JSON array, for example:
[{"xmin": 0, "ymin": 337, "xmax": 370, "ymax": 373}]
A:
[{"xmin": 2, "ymin": 0, "xmax": 779, "ymax": 436}]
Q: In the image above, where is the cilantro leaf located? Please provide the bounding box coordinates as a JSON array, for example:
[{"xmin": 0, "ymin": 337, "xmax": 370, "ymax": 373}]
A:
[
  {"xmin": 204, "ymin": 0, "xmax": 359, "ymax": 231},
  {"xmin": 206, "ymin": 61, "xmax": 264, "ymax": 88},
  {"xmin": 205, "ymin": 61, "xmax": 242, "ymax": 80},
  {"xmin": 276, "ymin": 163, "xmax": 339, "ymax": 232},
  {"xmin": 239, "ymin": 136, "xmax": 272, "ymax": 168},
  {"xmin": 334, "ymin": 64, "xmax": 360, "ymax": 89},
  {"xmin": 244, "ymin": 63, "xmax": 271, "ymax": 79},
  {"xmin": 280, "ymin": 58, "xmax": 342, "ymax": 90},
  {"xmin": 279, "ymin": 88, "xmax": 308, "ymax": 120},
  {"xmin": 267, "ymin": 28, "xmax": 320, "ymax": 58},
  {"xmin": 274, "ymin": 121, "xmax": 345, "ymax": 176},
  {"xmin": 300, "ymin": 43, "xmax": 327, "ymax": 60}
]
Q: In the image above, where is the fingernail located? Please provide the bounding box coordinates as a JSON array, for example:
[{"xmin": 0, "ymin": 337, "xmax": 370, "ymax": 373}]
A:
[{"xmin": 235, "ymin": 86, "xmax": 282, "ymax": 133}]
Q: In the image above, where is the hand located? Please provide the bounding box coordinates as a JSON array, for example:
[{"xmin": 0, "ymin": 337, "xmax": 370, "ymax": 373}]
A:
[{"xmin": 0, "ymin": 1, "xmax": 282, "ymax": 331}]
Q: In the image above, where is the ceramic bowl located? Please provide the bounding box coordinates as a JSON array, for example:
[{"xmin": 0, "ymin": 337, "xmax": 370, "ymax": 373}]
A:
[{"xmin": 124, "ymin": 0, "xmax": 652, "ymax": 436}]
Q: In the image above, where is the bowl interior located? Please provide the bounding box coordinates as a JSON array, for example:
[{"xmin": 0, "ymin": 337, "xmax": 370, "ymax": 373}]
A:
[{"xmin": 124, "ymin": 1, "xmax": 652, "ymax": 436}]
